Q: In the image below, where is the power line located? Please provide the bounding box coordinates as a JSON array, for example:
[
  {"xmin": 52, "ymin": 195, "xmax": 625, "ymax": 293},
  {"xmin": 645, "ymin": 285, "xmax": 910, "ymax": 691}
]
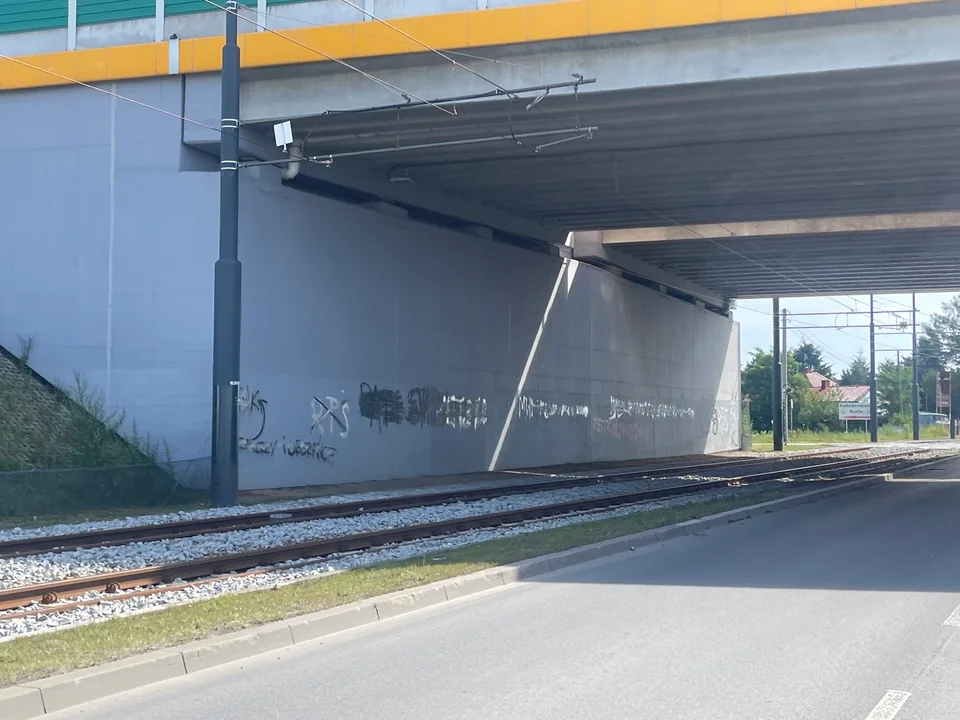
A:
[
  {"xmin": 740, "ymin": 300, "xmax": 960, "ymax": 364},
  {"xmin": 334, "ymin": 0, "xmax": 578, "ymax": 133},
  {"xmin": 0, "ymin": 53, "xmax": 291, "ymax": 160},
  {"xmin": 202, "ymin": 0, "xmax": 585, "ymax": 157}
]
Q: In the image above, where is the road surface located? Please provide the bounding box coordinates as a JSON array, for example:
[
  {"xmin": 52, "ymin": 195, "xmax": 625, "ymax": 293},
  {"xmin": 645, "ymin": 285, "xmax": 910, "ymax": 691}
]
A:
[{"xmin": 49, "ymin": 474, "xmax": 960, "ymax": 720}]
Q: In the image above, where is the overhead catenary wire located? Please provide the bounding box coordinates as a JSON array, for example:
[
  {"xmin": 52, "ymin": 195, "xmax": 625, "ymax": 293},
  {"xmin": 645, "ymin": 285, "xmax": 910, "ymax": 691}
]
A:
[
  {"xmin": 5, "ymin": 2, "xmax": 940, "ymax": 328},
  {"xmin": 739, "ymin": 301, "xmax": 960, "ymax": 365},
  {"xmin": 201, "ymin": 0, "xmax": 590, "ymax": 158},
  {"xmin": 239, "ymin": 2, "xmax": 591, "ymax": 147},
  {"xmin": 327, "ymin": 18, "xmax": 942, "ymax": 320},
  {"xmin": 334, "ymin": 0, "xmax": 578, "ymax": 133}
]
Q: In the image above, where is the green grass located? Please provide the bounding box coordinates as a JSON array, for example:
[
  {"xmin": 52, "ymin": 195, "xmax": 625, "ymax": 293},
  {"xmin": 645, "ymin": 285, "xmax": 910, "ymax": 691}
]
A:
[
  {"xmin": 749, "ymin": 443, "xmax": 835, "ymax": 452},
  {"xmin": 0, "ymin": 486, "xmax": 798, "ymax": 688},
  {"xmin": 751, "ymin": 426, "xmax": 950, "ymax": 446},
  {"xmin": 0, "ymin": 337, "xmax": 205, "ymax": 517}
]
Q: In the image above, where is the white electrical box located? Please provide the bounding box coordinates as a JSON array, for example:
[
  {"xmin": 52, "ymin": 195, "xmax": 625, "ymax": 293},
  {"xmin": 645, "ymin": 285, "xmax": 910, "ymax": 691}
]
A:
[{"xmin": 273, "ymin": 120, "xmax": 293, "ymax": 149}]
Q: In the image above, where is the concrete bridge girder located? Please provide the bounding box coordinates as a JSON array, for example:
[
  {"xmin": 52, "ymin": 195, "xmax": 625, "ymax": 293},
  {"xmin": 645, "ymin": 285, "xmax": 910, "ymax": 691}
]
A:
[
  {"xmin": 182, "ymin": 2, "xmax": 960, "ymax": 304},
  {"xmin": 231, "ymin": 6, "xmax": 960, "ymax": 124}
]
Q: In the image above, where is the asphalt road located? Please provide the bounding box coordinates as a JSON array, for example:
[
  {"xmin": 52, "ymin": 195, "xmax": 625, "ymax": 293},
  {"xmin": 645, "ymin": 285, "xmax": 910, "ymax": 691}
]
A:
[{"xmin": 50, "ymin": 477, "xmax": 960, "ymax": 720}]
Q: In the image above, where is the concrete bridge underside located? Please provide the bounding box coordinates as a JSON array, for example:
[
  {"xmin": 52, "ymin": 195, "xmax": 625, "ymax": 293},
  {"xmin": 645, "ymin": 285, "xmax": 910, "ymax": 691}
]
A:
[{"xmin": 182, "ymin": 3, "xmax": 960, "ymax": 302}]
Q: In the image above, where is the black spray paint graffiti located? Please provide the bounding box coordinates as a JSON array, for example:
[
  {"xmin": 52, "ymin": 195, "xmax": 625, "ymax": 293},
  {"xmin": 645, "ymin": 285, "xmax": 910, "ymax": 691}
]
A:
[
  {"xmin": 406, "ymin": 386, "xmax": 445, "ymax": 427},
  {"xmin": 236, "ymin": 385, "xmax": 338, "ymax": 463},
  {"xmin": 358, "ymin": 383, "xmax": 488, "ymax": 431},
  {"xmin": 282, "ymin": 439, "xmax": 336, "ymax": 462},
  {"xmin": 238, "ymin": 438, "xmax": 278, "ymax": 455},
  {"xmin": 358, "ymin": 383, "xmax": 405, "ymax": 431},
  {"xmin": 237, "ymin": 385, "xmax": 268, "ymax": 442}
]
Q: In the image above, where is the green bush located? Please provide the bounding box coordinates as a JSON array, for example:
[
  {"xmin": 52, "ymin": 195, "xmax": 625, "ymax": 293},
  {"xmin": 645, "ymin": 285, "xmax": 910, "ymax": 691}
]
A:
[{"xmin": 0, "ymin": 337, "xmax": 203, "ymax": 516}]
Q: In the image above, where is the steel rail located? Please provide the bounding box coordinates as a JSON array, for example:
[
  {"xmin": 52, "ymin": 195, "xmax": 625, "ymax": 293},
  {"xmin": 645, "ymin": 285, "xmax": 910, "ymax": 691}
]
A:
[
  {"xmin": 0, "ymin": 449, "xmax": 930, "ymax": 613},
  {"xmin": 0, "ymin": 448, "xmax": 864, "ymax": 558}
]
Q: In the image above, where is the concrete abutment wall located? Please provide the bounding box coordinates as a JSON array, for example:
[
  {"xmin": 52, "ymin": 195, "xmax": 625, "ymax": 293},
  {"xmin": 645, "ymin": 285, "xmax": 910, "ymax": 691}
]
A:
[{"xmin": 0, "ymin": 76, "xmax": 741, "ymax": 491}]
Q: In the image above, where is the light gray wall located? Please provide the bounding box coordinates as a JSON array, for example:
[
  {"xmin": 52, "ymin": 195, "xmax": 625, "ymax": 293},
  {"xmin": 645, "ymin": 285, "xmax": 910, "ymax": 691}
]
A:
[
  {"xmin": 0, "ymin": 76, "xmax": 739, "ymax": 491},
  {"xmin": 236, "ymin": 169, "xmax": 741, "ymax": 489},
  {"xmin": 0, "ymin": 77, "xmax": 217, "ymax": 469}
]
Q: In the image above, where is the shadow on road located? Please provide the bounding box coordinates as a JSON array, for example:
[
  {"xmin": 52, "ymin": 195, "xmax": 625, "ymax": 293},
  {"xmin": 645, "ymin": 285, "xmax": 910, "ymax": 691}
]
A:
[{"xmin": 529, "ymin": 479, "xmax": 960, "ymax": 593}]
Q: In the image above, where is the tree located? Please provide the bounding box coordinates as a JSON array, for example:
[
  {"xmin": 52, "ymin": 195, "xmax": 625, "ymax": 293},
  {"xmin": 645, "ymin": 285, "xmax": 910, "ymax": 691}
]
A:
[
  {"xmin": 740, "ymin": 348, "xmax": 810, "ymax": 432},
  {"xmin": 792, "ymin": 342, "xmax": 833, "ymax": 377},
  {"xmin": 921, "ymin": 297, "xmax": 960, "ymax": 370},
  {"xmin": 876, "ymin": 357, "xmax": 914, "ymax": 423},
  {"xmin": 840, "ymin": 350, "xmax": 870, "ymax": 386},
  {"xmin": 795, "ymin": 388, "xmax": 844, "ymax": 432},
  {"xmin": 918, "ymin": 296, "xmax": 960, "ymax": 418}
]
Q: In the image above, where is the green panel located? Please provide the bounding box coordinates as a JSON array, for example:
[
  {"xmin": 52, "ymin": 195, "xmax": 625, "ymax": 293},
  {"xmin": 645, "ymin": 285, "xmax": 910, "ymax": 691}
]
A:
[
  {"xmin": 0, "ymin": 0, "xmax": 67, "ymax": 35},
  {"xmin": 165, "ymin": 0, "xmax": 255, "ymax": 16},
  {"xmin": 78, "ymin": 0, "xmax": 155, "ymax": 25}
]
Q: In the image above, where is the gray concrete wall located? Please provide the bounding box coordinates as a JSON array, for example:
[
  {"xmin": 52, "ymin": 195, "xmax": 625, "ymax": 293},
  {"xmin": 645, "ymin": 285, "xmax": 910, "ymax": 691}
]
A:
[
  {"xmin": 0, "ymin": 76, "xmax": 740, "ymax": 491},
  {"xmin": 236, "ymin": 169, "xmax": 741, "ymax": 489},
  {"xmin": 0, "ymin": 77, "xmax": 218, "ymax": 473}
]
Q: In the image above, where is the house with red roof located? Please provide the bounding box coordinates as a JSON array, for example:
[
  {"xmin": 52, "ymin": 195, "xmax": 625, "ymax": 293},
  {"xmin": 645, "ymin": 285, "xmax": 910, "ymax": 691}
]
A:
[{"xmin": 803, "ymin": 371, "xmax": 870, "ymax": 404}]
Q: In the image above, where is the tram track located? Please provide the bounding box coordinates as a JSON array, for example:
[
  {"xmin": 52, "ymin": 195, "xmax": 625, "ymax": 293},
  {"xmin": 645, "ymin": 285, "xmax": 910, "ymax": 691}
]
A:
[
  {"xmin": 0, "ymin": 448, "xmax": 936, "ymax": 616},
  {"xmin": 0, "ymin": 447, "xmax": 863, "ymax": 559}
]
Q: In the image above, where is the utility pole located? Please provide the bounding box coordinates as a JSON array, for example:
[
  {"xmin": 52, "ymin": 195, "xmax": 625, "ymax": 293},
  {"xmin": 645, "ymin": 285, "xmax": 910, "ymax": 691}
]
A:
[
  {"xmin": 210, "ymin": 0, "xmax": 242, "ymax": 507},
  {"xmin": 912, "ymin": 293, "xmax": 920, "ymax": 441},
  {"xmin": 773, "ymin": 298, "xmax": 783, "ymax": 451},
  {"xmin": 782, "ymin": 307, "xmax": 788, "ymax": 444},
  {"xmin": 869, "ymin": 295, "xmax": 878, "ymax": 443}
]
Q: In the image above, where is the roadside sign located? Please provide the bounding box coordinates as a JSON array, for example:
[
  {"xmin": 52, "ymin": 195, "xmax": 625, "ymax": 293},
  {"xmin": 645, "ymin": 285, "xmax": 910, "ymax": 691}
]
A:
[{"xmin": 838, "ymin": 402, "xmax": 870, "ymax": 420}]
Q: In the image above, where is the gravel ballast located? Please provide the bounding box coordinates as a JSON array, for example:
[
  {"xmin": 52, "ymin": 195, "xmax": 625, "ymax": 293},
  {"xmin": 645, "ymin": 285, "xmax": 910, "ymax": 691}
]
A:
[
  {"xmin": 0, "ymin": 483, "xmax": 786, "ymax": 639},
  {"xmin": 0, "ymin": 475, "xmax": 729, "ymax": 589},
  {"xmin": 0, "ymin": 444, "xmax": 953, "ymax": 641}
]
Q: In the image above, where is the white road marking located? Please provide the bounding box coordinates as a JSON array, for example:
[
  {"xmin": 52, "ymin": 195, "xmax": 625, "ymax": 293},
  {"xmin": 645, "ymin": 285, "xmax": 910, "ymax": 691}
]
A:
[
  {"xmin": 865, "ymin": 691, "xmax": 911, "ymax": 720},
  {"xmin": 944, "ymin": 605, "xmax": 960, "ymax": 627},
  {"xmin": 886, "ymin": 477, "xmax": 960, "ymax": 483}
]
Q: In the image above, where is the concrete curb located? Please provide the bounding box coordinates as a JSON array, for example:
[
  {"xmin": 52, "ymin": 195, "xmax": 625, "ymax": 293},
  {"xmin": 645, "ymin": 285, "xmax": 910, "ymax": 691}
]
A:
[{"xmin": 1, "ymin": 475, "xmax": 885, "ymax": 717}]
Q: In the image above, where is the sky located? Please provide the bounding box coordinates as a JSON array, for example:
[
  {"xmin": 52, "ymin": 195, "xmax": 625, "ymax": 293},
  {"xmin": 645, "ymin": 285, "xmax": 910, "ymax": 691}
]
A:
[{"xmin": 734, "ymin": 292, "xmax": 958, "ymax": 376}]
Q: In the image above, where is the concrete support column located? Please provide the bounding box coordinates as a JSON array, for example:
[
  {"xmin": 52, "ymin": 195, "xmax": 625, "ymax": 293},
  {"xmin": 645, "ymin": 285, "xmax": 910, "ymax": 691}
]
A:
[
  {"xmin": 155, "ymin": 0, "xmax": 164, "ymax": 43},
  {"xmin": 67, "ymin": 0, "xmax": 77, "ymax": 50},
  {"xmin": 257, "ymin": 0, "xmax": 266, "ymax": 30}
]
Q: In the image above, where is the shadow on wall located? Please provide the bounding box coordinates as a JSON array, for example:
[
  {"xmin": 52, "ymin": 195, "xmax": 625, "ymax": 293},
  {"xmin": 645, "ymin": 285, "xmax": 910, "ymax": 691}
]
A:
[{"xmin": 232, "ymin": 176, "xmax": 741, "ymax": 491}]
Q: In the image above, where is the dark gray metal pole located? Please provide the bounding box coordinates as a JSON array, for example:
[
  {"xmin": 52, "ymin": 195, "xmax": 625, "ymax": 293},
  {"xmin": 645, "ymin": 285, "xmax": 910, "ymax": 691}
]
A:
[
  {"xmin": 782, "ymin": 307, "xmax": 788, "ymax": 444},
  {"xmin": 912, "ymin": 293, "xmax": 920, "ymax": 441},
  {"xmin": 869, "ymin": 295, "xmax": 878, "ymax": 443},
  {"xmin": 773, "ymin": 297, "xmax": 784, "ymax": 451},
  {"xmin": 210, "ymin": 0, "xmax": 242, "ymax": 507}
]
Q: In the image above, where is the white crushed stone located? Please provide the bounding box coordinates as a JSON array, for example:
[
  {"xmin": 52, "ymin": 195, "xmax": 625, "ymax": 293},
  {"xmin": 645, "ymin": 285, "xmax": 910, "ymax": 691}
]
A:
[
  {"xmin": 2, "ymin": 443, "xmax": 941, "ymax": 543},
  {"xmin": 0, "ymin": 475, "xmax": 727, "ymax": 590},
  {"xmin": 0, "ymin": 477, "xmax": 562, "ymax": 542},
  {"xmin": 0, "ymin": 483, "xmax": 787, "ymax": 639},
  {"xmin": 0, "ymin": 445, "xmax": 953, "ymax": 641}
]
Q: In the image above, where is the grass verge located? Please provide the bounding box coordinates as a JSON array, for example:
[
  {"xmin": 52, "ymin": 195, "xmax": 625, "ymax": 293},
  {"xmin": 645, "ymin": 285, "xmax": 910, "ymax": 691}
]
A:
[
  {"xmin": 751, "ymin": 427, "xmax": 950, "ymax": 445},
  {"xmin": 0, "ymin": 486, "xmax": 799, "ymax": 688},
  {"xmin": 749, "ymin": 443, "xmax": 836, "ymax": 452}
]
